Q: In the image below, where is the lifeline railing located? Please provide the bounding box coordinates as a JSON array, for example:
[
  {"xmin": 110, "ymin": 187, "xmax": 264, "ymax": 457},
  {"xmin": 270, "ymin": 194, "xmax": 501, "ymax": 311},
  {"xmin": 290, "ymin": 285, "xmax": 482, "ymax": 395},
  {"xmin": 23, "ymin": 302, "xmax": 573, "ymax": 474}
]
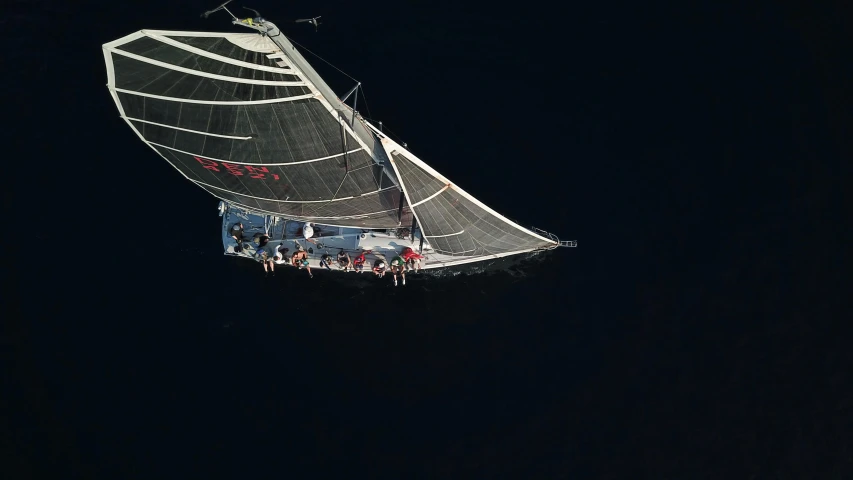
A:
[{"xmin": 531, "ymin": 227, "xmax": 577, "ymax": 248}]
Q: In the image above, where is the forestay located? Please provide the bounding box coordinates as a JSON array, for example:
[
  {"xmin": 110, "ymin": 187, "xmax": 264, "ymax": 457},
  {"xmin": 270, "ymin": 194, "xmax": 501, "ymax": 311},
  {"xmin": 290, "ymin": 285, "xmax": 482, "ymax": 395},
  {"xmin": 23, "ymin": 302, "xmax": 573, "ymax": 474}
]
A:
[{"xmin": 103, "ymin": 30, "xmax": 403, "ymax": 227}]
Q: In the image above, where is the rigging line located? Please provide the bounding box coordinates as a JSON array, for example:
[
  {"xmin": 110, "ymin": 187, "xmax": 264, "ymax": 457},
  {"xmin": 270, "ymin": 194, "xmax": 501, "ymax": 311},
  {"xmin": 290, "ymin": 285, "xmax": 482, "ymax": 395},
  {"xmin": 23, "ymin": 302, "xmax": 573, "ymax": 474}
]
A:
[
  {"xmin": 358, "ymin": 85, "xmax": 373, "ymax": 122},
  {"xmin": 313, "ymin": 111, "xmax": 352, "ymax": 207},
  {"xmin": 284, "ymin": 35, "xmax": 358, "ymax": 83},
  {"xmin": 324, "ymin": 169, "xmax": 351, "ymax": 205},
  {"xmin": 347, "ymin": 162, "xmax": 375, "ymax": 173},
  {"xmin": 378, "ymin": 122, "xmax": 407, "ymax": 146},
  {"xmin": 471, "ymin": 236, "xmax": 496, "ymax": 256},
  {"xmin": 360, "ymin": 115, "xmax": 406, "ymax": 146}
]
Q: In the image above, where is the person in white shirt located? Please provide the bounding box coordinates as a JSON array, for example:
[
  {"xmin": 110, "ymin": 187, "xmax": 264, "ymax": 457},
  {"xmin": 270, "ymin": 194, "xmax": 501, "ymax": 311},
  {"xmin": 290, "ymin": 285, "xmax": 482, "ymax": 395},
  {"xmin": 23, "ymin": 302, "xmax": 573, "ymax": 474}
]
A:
[
  {"xmin": 302, "ymin": 222, "xmax": 318, "ymax": 244},
  {"xmin": 273, "ymin": 243, "xmax": 289, "ymax": 265}
]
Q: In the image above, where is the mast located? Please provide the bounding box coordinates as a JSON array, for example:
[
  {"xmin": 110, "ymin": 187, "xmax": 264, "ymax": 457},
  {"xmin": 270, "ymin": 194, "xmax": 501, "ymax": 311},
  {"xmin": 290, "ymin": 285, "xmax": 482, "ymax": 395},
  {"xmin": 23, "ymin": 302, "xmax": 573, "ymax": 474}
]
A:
[
  {"xmin": 225, "ymin": 15, "xmax": 374, "ymax": 151},
  {"xmin": 218, "ymin": 10, "xmax": 407, "ymax": 194},
  {"xmin": 351, "ymin": 85, "xmax": 359, "ymax": 129}
]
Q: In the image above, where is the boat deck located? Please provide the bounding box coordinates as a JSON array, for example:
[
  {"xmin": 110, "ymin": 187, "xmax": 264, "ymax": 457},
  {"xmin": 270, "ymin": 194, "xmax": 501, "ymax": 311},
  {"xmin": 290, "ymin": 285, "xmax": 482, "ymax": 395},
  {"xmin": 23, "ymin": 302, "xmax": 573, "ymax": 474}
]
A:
[{"xmin": 220, "ymin": 204, "xmax": 480, "ymax": 273}]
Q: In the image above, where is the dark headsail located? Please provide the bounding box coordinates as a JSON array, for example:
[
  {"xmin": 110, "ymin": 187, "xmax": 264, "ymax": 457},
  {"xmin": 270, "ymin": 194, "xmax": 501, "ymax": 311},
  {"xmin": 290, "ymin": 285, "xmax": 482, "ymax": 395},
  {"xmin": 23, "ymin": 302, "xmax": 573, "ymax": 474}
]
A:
[{"xmin": 379, "ymin": 134, "xmax": 556, "ymax": 256}]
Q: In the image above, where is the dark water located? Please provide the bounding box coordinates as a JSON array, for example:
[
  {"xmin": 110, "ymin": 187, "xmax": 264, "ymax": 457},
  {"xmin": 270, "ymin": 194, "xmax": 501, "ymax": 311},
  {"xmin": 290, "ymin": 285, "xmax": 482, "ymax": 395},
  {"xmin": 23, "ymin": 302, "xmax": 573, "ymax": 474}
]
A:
[{"xmin": 6, "ymin": 0, "xmax": 850, "ymax": 478}]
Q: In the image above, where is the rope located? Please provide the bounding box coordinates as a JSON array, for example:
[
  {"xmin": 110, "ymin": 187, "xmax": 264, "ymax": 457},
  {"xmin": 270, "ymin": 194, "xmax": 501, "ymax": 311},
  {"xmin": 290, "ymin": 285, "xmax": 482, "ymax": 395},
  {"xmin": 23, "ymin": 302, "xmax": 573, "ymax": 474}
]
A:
[
  {"xmin": 285, "ymin": 35, "xmax": 359, "ymax": 83},
  {"xmin": 327, "ymin": 173, "xmax": 349, "ymax": 203},
  {"xmin": 358, "ymin": 85, "xmax": 373, "ymax": 122},
  {"xmin": 361, "ymin": 115, "xmax": 408, "ymax": 147}
]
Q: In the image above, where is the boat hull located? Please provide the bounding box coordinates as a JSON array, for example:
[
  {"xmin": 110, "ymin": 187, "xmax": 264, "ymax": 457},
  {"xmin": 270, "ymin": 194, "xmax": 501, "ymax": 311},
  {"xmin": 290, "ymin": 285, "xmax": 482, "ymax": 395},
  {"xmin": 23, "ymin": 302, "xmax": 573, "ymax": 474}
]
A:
[{"xmin": 220, "ymin": 202, "xmax": 548, "ymax": 273}]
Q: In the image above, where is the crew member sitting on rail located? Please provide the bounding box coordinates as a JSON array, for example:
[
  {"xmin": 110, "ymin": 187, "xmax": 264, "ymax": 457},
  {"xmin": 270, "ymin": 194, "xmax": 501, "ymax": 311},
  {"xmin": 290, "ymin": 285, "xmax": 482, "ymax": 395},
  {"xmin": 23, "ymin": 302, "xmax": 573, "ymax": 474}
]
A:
[
  {"xmin": 337, "ymin": 250, "xmax": 351, "ymax": 272},
  {"xmin": 320, "ymin": 253, "xmax": 334, "ymax": 270},
  {"xmin": 390, "ymin": 255, "xmax": 406, "ymax": 286},
  {"xmin": 259, "ymin": 249, "xmax": 275, "ymax": 277},
  {"xmin": 273, "ymin": 243, "xmax": 289, "ymax": 265},
  {"xmin": 372, "ymin": 258, "xmax": 387, "ymax": 278},
  {"xmin": 352, "ymin": 251, "xmax": 367, "ymax": 273},
  {"xmin": 254, "ymin": 232, "xmax": 271, "ymax": 252},
  {"xmin": 400, "ymin": 247, "xmax": 424, "ymax": 272},
  {"xmin": 291, "ymin": 248, "xmax": 308, "ymax": 267},
  {"xmin": 297, "ymin": 256, "xmax": 313, "ymax": 278}
]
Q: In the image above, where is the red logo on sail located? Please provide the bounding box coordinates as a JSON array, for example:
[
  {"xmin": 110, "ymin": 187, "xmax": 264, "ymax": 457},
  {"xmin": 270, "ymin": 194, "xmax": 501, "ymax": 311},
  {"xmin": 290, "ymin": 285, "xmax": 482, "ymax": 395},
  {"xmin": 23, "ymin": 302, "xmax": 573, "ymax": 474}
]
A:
[{"xmin": 195, "ymin": 156, "xmax": 280, "ymax": 181}]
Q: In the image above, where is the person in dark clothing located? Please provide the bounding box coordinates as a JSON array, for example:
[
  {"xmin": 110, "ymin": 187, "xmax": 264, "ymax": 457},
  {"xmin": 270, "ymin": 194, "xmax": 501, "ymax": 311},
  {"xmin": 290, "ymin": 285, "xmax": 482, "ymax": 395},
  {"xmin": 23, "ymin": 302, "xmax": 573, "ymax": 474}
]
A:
[
  {"xmin": 337, "ymin": 250, "xmax": 352, "ymax": 272},
  {"xmin": 390, "ymin": 255, "xmax": 406, "ymax": 286},
  {"xmin": 372, "ymin": 259, "xmax": 387, "ymax": 278},
  {"xmin": 257, "ymin": 233, "xmax": 270, "ymax": 248},
  {"xmin": 320, "ymin": 253, "xmax": 334, "ymax": 271},
  {"xmin": 230, "ymin": 222, "xmax": 244, "ymax": 242},
  {"xmin": 230, "ymin": 222, "xmax": 245, "ymax": 252}
]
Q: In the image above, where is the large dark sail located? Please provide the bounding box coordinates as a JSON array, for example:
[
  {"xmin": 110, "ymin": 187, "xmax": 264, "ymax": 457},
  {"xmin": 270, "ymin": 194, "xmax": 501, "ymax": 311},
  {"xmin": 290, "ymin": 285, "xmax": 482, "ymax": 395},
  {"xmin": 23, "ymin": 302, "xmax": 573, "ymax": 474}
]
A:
[
  {"xmin": 103, "ymin": 30, "xmax": 402, "ymax": 227},
  {"xmin": 378, "ymin": 133, "xmax": 557, "ymax": 257}
]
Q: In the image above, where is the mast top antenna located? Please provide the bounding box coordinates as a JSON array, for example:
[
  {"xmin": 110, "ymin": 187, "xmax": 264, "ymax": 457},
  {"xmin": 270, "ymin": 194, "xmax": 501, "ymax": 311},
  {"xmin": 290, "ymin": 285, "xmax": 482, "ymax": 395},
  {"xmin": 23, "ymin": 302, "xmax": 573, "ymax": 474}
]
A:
[{"xmin": 201, "ymin": 0, "xmax": 238, "ymax": 20}]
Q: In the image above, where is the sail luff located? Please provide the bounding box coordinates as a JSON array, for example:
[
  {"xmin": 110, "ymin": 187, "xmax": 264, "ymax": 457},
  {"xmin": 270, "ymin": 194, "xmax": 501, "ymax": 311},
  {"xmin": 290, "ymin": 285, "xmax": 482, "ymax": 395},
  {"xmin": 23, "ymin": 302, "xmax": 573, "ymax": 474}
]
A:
[
  {"xmin": 260, "ymin": 25, "xmax": 394, "ymax": 171},
  {"xmin": 381, "ymin": 137, "xmax": 429, "ymax": 243},
  {"xmin": 258, "ymin": 23, "xmax": 401, "ymax": 188}
]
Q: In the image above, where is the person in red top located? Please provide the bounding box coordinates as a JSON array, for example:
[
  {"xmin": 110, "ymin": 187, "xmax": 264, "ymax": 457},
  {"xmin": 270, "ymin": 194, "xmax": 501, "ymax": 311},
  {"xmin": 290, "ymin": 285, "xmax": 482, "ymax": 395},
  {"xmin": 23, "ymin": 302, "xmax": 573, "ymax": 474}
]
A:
[
  {"xmin": 400, "ymin": 247, "xmax": 424, "ymax": 272},
  {"xmin": 352, "ymin": 250, "xmax": 368, "ymax": 273}
]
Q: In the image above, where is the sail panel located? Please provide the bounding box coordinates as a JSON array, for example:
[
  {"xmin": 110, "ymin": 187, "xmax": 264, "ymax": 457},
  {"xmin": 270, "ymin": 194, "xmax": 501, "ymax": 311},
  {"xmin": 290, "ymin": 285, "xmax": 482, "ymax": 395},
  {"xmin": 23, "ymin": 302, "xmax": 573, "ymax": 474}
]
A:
[
  {"xmin": 117, "ymin": 93, "xmax": 358, "ymax": 163},
  {"xmin": 389, "ymin": 151, "xmax": 554, "ymax": 256},
  {"xmin": 110, "ymin": 55, "xmax": 309, "ymax": 102},
  {"xmin": 129, "ymin": 117, "xmax": 372, "ymax": 170},
  {"xmin": 105, "ymin": 30, "xmax": 396, "ymax": 221},
  {"xmin": 164, "ymin": 35, "xmax": 284, "ymax": 69},
  {"xmin": 112, "ymin": 36, "xmax": 301, "ymax": 83},
  {"xmin": 152, "ymin": 145, "xmax": 387, "ymax": 202},
  {"xmin": 390, "ymin": 152, "xmax": 448, "ymax": 205}
]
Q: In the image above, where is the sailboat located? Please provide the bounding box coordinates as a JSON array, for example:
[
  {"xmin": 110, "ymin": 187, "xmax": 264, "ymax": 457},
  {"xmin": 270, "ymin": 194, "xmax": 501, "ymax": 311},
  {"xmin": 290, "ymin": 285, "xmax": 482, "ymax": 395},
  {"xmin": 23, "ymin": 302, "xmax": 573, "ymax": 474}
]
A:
[{"xmin": 102, "ymin": 2, "xmax": 575, "ymax": 278}]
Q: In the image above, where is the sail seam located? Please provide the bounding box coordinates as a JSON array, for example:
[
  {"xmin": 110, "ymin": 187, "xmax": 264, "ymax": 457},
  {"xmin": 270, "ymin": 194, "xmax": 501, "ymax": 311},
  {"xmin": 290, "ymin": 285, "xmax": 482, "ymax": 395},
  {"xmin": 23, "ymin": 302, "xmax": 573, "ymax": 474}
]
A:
[
  {"xmin": 141, "ymin": 31, "xmax": 295, "ymax": 75},
  {"xmin": 410, "ymin": 185, "xmax": 451, "ymax": 207},
  {"xmin": 190, "ymin": 180, "xmax": 396, "ymax": 203},
  {"xmin": 112, "ymin": 88, "xmax": 315, "ymax": 105},
  {"xmin": 422, "ymin": 230, "xmax": 465, "ymax": 238},
  {"xmin": 431, "ymin": 247, "xmax": 477, "ymax": 255},
  {"xmin": 106, "ymin": 47, "xmax": 306, "ymax": 87},
  {"xmin": 123, "ymin": 117, "xmax": 254, "ymax": 140},
  {"xmin": 147, "ymin": 142, "xmax": 363, "ymax": 166},
  {"xmin": 421, "ymin": 247, "xmax": 541, "ymax": 268}
]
